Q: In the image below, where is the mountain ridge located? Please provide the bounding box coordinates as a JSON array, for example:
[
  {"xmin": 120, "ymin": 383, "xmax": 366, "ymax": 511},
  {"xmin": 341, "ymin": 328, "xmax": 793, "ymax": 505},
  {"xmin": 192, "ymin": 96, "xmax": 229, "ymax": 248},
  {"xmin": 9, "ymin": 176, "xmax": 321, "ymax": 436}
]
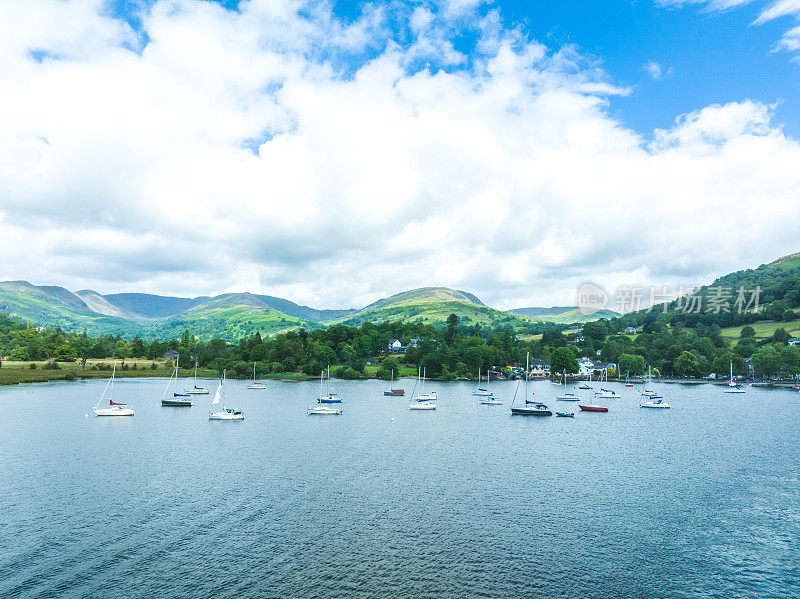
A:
[{"xmin": 0, "ymin": 280, "xmax": 604, "ymax": 339}]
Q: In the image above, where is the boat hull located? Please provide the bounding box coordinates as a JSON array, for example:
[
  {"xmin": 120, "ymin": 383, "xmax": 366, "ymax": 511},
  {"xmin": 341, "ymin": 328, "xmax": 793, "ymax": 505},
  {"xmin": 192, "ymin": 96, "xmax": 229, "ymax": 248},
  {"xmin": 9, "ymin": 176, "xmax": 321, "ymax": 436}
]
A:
[
  {"xmin": 409, "ymin": 402, "xmax": 436, "ymax": 410},
  {"xmin": 247, "ymin": 385, "xmax": 266, "ymax": 390},
  {"xmin": 209, "ymin": 410, "xmax": 244, "ymax": 420},
  {"xmin": 579, "ymin": 405, "xmax": 608, "ymax": 412},
  {"xmin": 556, "ymin": 395, "xmax": 580, "ymax": 401},
  {"xmin": 307, "ymin": 407, "xmax": 343, "ymax": 415},
  {"xmin": 384, "ymin": 390, "xmax": 404, "ymax": 396},
  {"xmin": 511, "ymin": 408, "xmax": 551, "ymax": 415},
  {"xmin": 640, "ymin": 403, "xmax": 670, "ymax": 409},
  {"xmin": 94, "ymin": 408, "xmax": 134, "ymax": 416},
  {"xmin": 555, "ymin": 412, "xmax": 574, "ymax": 417},
  {"xmin": 162, "ymin": 399, "xmax": 194, "ymax": 407},
  {"xmin": 479, "ymin": 399, "xmax": 503, "ymax": 405},
  {"xmin": 185, "ymin": 389, "xmax": 209, "ymax": 395}
]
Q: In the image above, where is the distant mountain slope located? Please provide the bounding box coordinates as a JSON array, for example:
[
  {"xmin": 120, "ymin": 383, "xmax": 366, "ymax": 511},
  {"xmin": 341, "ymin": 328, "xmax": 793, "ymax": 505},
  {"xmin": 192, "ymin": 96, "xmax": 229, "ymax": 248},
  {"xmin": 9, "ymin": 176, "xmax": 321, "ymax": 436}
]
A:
[
  {"xmin": 0, "ymin": 281, "xmax": 141, "ymax": 336},
  {"xmin": 91, "ymin": 292, "xmax": 208, "ymax": 321},
  {"xmin": 0, "ymin": 280, "xmax": 613, "ymax": 340},
  {"xmin": 192, "ymin": 293, "xmax": 355, "ymax": 322},
  {"xmin": 0, "ymin": 282, "xmax": 355, "ymax": 339},
  {"xmin": 336, "ymin": 287, "xmax": 530, "ymax": 328},
  {"xmin": 509, "ymin": 305, "xmax": 620, "ymax": 323}
]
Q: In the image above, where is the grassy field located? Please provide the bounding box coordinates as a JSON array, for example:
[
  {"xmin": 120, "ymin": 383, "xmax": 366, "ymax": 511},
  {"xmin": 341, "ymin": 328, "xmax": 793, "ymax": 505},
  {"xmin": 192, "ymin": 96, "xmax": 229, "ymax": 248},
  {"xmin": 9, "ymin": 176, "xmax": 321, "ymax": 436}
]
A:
[
  {"xmin": 0, "ymin": 359, "xmax": 421, "ymax": 385},
  {"xmin": 0, "ymin": 358, "xmax": 192, "ymax": 385},
  {"xmin": 719, "ymin": 318, "xmax": 800, "ymax": 339}
]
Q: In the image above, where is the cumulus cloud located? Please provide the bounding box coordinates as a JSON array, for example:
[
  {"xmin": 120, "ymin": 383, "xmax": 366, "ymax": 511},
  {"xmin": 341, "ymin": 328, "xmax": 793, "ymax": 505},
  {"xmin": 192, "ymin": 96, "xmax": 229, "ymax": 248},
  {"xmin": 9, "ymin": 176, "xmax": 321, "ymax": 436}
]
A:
[{"xmin": 0, "ymin": 0, "xmax": 799, "ymax": 311}]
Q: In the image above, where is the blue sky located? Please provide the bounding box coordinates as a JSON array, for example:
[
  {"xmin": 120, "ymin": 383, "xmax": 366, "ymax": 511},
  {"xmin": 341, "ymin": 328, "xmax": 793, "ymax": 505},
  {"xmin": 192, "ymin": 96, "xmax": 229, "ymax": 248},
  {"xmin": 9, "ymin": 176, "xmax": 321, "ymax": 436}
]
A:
[{"xmin": 3, "ymin": 0, "xmax": 800, "ymax": 309}]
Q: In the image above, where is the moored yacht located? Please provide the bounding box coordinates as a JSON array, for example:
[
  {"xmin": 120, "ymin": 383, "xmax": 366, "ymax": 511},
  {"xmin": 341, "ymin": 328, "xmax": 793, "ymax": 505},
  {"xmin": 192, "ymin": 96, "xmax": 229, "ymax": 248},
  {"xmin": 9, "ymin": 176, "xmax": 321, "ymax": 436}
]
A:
[
  {"xmin": 162, "ymin": 356, "xmax": 194, "ymax": 407},
  {"xmin": 93, "ymin": 361, "xmax": 134, "ymax": 416},
  {"xmin": 246, "ymin": 362, "xmax": 266, "ymax": 390},
  {"xmin": 209, "ymin": 371, "xmax": 244, "ymax": 420},
  {"xmin": 723, "ymin": 360, "xmax": 746, "ymax": 393},
  {"xmin": 185, "ymin": 362, "xmax": 209, "ymax": 395}
]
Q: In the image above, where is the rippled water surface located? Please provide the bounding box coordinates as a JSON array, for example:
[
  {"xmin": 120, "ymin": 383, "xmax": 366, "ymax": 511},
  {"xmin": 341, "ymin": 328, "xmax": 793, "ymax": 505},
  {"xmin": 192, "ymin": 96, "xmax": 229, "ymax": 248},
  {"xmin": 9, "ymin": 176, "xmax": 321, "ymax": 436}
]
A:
[{"xmin": 1, "ymin": 377, "xmax": 799, "ymax": 598}]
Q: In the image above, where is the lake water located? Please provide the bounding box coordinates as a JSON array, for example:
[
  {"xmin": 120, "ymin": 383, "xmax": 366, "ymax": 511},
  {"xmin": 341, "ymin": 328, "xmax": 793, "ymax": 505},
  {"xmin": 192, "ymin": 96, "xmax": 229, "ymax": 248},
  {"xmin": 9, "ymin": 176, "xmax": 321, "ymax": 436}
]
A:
[{"xmin": 1, "ymin": 377, "xmax": 799, "ymax": 598}]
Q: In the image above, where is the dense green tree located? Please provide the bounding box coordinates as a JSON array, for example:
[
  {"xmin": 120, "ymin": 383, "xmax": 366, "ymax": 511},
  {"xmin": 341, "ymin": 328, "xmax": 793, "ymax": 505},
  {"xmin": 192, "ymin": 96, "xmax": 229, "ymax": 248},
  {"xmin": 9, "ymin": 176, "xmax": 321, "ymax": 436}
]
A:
[
  {"xmin": 752, "ymin": 346, "xmax": 781, "ymax": 377},
  {"xmin": 550, "ymin": 347, "xmax": 578, "ymax": 374},
  {"xmin": 617, "ymin": 353, "xmax": 646, "ymax": 376}
]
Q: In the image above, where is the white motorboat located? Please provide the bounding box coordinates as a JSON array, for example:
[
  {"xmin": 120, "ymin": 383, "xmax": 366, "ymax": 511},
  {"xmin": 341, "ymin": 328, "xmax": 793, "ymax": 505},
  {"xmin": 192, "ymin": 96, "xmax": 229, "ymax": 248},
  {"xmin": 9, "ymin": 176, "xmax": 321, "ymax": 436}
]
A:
[
  {"xmin": 246, "ymin": 362, "xmax": 266, "ymax": 390},
  {"xmin": 185, "ymin": 362, "xmax": 209, "ymax": 394},
  {"xmin": 209, "ymin": 371, "xmax": 244, "ymax": 420},
  {"xmin": 93, "ymin": 361, "xmax": 134, "ymax": 416},
  {"xmin": 724, "ymin": 360, "xmax": 746, "ymax": 393}
]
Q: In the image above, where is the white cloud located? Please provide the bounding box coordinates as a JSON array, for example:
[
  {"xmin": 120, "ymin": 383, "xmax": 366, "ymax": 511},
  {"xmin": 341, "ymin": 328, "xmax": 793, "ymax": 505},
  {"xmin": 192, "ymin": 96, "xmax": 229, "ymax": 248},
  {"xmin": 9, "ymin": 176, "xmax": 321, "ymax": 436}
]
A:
[
  {"xmin": 0, "ymin": 0, "xmax": 799, "ymax": 312},
  {"xmin": 643, "ymin": 60, "xmax": 673, "ymax": 80}
]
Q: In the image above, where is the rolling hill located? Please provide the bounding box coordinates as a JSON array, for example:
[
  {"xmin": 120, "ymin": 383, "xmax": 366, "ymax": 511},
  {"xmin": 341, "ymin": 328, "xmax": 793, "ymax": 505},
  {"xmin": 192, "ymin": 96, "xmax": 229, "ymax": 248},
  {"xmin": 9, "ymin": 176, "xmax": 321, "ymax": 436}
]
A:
[
  {"xmin": 509, "ymin": 306, "xmax": 620, "ymax": 323},
  {"xmin": 335, "ymin": 287, "xmax": 534, "ymax": 329},
  {"xmin": 0, "ymin": 281, "xmax": 606, "ymax": 340}
]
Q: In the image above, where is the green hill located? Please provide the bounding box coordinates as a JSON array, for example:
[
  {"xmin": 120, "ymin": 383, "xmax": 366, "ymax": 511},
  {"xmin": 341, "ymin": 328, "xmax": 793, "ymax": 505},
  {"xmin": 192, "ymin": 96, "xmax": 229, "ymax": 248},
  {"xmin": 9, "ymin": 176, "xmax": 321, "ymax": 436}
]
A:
[
  {"xmin": 335, "ymin": 287, "xmax": 533, "ymax": 329},
  {"xmin": 0, "ymin": 281, "xmax": 608, "ymax": 340},
  {"xmin": 619, "ymin": 250, "xmax": 800, "ymax": 331},
  {"xmin": 509, "ymin": 306, "xmax": 620, "ymax": 324},
  {"xmin": 0, "ymin": 281, "xmax": 142, "ymax": 336}
]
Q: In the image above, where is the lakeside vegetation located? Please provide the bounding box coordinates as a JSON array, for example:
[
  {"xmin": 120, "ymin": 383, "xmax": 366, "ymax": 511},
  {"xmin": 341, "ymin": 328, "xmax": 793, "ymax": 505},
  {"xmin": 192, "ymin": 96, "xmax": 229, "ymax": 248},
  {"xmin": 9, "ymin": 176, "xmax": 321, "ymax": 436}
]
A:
[{"xmin": 5, "ymin": 248, "xmax": 800, "ymax": 386}]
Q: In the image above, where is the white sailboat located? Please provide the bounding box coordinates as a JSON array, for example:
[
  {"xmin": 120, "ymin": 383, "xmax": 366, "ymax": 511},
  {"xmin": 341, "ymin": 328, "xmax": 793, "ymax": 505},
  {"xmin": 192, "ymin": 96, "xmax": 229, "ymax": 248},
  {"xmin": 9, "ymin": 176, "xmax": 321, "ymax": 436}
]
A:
[
  {"xmin": 479, "ymin": 370, "xmax": 503, "ymax": 404},
  {"xmin": 473, "ymin": 368, "xmax": 503, "ymax": 406},
  {"xmin": 316, "ymin": 366, "xmax": 341, "ymax": 403},
  {"xmin": 209, "ymin": 370, "xmax": 244, "ymax": 420},
  {"xmin": 640, "ymin": 365, "xmax": 669, "ymax": 408},
  {"xmin": 308, "ymin": 367, "xmax": 343, "ymax": 414},
  {"xmin": 595, "ymin": 368, "xmax": 621, "ymax": 398},
  {"xmin": 724, "ymin": 360, "xmax": 746, "ymax": 393},
  {"xmin": 472, "ymin": 369, "xmax": 493, "ymax": 396},
  {"xmin": 93, "ymin": 361, "xmax": 134, "ymax": 416},
  {"xmin": 556, "ymin": 370, "xmax": 580, "ymax": 401},
  {"xmin": 410, "ymin": 367, "xmax": 436, "ymax": 410},
  {"xmin": 246, "ymin": 362, "xmax": 266, "ymax": 390},
  {"xmin": 185, "ymin": 362, "xmax": 209, "ymax": 395}
]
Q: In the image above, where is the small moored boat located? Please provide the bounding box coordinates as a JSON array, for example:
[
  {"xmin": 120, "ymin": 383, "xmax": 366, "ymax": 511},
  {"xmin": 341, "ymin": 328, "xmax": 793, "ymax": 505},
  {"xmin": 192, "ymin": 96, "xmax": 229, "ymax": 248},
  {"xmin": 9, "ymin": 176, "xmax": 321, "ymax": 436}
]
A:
[
  {"xmin": 209, "ymin": 371, "xmax": 244, "ymax": 420},
  {"xmin": 383, "ymin": 370, "xmax": 404, "ymax": 396},
  {"xmin": 185, "ymin": 362, "xmax": 209, "ymax": 395},
  {"xmin": 317, "ymin": 366, "xmax": 341, "ymax": 403},
  {"xmin": 93, "ymin": 361, "xmax": 134, "ymax": 416},
  {"xmin": 162, "ymin": 356, "xmax": 193, "ymax": 407},
  {"xmin": 246, "ymin": 362, "xmax": 266, "ymax": 390}
]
